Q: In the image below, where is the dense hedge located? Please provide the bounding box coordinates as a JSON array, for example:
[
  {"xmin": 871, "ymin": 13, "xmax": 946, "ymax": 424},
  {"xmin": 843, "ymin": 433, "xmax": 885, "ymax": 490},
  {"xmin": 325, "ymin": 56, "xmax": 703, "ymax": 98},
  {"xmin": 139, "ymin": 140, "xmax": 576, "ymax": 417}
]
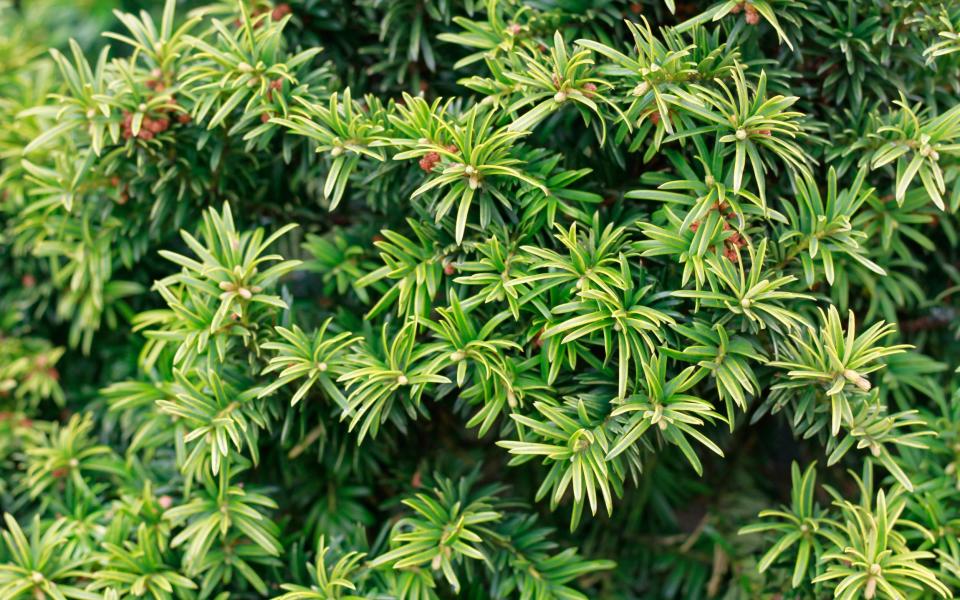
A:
[{"xmin": 2, "ymin": 0, "xmax": 960, "ymax": 598}]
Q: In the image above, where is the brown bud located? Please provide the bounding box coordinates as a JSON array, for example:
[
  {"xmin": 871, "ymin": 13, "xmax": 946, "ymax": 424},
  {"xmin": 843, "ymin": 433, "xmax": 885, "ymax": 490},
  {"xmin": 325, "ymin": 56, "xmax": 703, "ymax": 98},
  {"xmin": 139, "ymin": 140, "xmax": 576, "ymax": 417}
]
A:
[
  {"xmin": 272, "ymin": 3, "xmax": 292, "ymax": 20},
  {"xmin": 419, "ymin": 151, "xmax": 441, "ymax": 172}
]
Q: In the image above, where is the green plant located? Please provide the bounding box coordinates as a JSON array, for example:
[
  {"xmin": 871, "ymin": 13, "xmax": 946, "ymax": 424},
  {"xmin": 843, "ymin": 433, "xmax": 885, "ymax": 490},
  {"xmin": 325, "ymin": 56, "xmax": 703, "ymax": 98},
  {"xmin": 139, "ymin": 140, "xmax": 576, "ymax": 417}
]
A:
[{"xmin": 2, "ymin": 0, "xmax": 959, "ymax": 598}]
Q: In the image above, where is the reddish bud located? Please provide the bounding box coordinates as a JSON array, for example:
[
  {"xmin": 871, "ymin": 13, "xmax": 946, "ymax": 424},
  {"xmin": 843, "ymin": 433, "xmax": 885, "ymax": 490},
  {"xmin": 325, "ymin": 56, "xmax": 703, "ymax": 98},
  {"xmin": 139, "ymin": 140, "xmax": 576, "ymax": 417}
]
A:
[
  {"xmin": 507, "ymin": 23, "xmax": 522, "ymax": 35},
  {"xmin": 443, "ymin": 261, "xmax": 456, "ymax": 276},
  {"xmin": 272, "ymin": 3, "xmax": 292, "ymax": 20},
  {"xmin": 177, "ymin": 112, "xmax": 192, "ymax": 124},
  {"xmin": 533, "ymin": 329, "xmax": 545, "ymax": 348},
  {"xmin": 158, "ymin": 495, "xmax": 174, "ymax": 509},
  {"xmin": 629, "ymin": 2, "xmax": 643, "ymax": 14},
  {"xmin": 261, "ymin": 112, "xmax": 272, "ymax": 123},
  {"xmin": 419, "ymin": 151, "xmax": 441, "ymax": 172},
  {"xmin": 21, "ymin": 274, "xmax": 36, "ymax": 288},
  {"xmin": 690, "ymin": 220, "xmax": 700, "ymax": 233},
  {"xmin": 730, "ymin": 2, "xmax": 744, "ymax": 14}
]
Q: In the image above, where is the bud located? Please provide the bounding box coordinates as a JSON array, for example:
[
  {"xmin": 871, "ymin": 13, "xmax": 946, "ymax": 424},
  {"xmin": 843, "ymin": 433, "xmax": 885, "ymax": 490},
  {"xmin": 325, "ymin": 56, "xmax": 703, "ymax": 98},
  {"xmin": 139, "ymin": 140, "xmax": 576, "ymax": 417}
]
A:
[
  {"xmin": 237, "ymin": 287, "xmax": 253, "ymax": 300},
  {"xmin": 843, "ymin": 369, "xmax": 871, "ymax": 391},
  {"xmin": 419, "ymin": 151, "xmax": 440, "ymax": 172},
  {"xmin": 272, "ymin": 3, "xmax": 292, "ymax": 20},
  {"xmin": 468, "ymin": 175, "xmax": 480, "ymax": 190},
  {"xmin": 330, "ymin": 146, "xmax": 343, "ymax": 157},
  {"xmin": 864, "ymin": 564, "xmax": 882, "ymax": 599},
  {"xmin": 158, "ymin": 495, "xmax": 173, "ymax": 509},
  {"xmin": 735, "ymin": 128, "xmax": 747, "ymax": 141},
  {"xmin": 317, "ymin": 362, "xmax": 328, "ymax": 372},
  {"xmin": 237, "ymin": 62, "xmax": 254, "ymax": 73},
  {"xmin": 397, "ymin": 374, "xmax": 409, "ymax": 386},
  {"xmin": 632, "ymin": 81, "xmax": 649, "ymax": 96},
  {"xmin": 554, "ymin": 90, "xmax": 567, "ymax": 103}
]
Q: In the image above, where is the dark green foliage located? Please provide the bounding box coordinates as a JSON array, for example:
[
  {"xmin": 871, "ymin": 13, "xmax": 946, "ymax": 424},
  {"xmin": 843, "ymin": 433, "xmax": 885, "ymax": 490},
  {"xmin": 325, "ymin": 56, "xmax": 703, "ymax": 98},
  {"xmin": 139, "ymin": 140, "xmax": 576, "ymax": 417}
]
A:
[{"xmin": 1, "ymin": 0, "xmax": 960, "ymax": 599}]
